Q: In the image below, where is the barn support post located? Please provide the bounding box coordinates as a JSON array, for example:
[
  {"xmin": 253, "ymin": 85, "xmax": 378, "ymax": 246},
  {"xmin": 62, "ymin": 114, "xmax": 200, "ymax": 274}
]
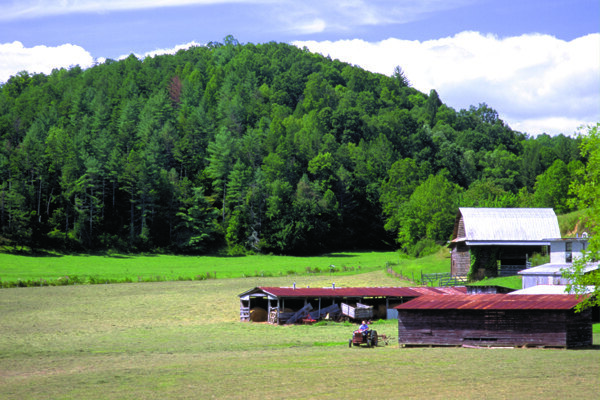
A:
[{"xmin": 319, "ymin": 298, "xmax": 321, "ymax": 317}]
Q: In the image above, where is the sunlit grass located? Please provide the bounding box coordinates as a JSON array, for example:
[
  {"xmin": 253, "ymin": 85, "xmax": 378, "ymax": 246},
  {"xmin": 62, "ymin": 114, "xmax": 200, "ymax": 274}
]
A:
[
  {"xmin": 0, "ymin": 272, "xmax": 598, "ymax": 400},
  {"xmin": 0, "ymin": 250, "xmax": 402, "ymax": 287},
  {"xmin": 390, "ymin": 247, "xmax": 451, "ymax": 283}
]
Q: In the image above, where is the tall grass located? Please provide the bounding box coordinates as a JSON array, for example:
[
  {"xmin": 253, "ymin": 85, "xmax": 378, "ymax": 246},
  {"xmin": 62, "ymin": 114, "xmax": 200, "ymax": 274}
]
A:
[{"xmin": 557, "ymin": 209, "xmax": 595, "ymax": 237}]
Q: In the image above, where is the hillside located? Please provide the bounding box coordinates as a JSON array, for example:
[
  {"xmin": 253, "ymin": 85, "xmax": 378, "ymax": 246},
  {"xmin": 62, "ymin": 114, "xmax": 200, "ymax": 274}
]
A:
[{"xmin": 0, "ymin": 38, "xmax": 585, "ymax": 255}]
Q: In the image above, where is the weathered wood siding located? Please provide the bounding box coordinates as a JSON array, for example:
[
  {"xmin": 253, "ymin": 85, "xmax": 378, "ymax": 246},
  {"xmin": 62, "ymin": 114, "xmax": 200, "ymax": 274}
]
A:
[
  {"xmin": 451, "ymin": 243, "xmax": 470, "ymax": 276},
  {"xmin": 456, "ymin": 217, "xmax": 466, "ymax": 238},
  {"xmin": 397, "ymin": 309, "xmax": 592, "ymax": 348}
]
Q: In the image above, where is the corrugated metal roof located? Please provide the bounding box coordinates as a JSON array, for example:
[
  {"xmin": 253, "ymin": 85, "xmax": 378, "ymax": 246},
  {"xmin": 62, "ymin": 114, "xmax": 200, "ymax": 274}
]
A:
[
  {"xmin": 239, "ymin": 286, "xmax": 467, "ymax": 298},
  {"xmin": 394, "ymin": 294, "xmax": 585, "ymax": 310},
  {"xmin": 457, "ymin": 208, "xmax": 560, "ymax": 242},
  {"xmin": 508, "ymin": 285, "xmax": 596, "ymax": 295}
]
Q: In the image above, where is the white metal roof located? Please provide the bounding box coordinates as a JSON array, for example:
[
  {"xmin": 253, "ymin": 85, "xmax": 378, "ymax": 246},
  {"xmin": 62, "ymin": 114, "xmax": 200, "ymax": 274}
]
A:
[
  {"xmin": 518, "ymin": 262, "xmax": 599, "ymax": 276},
  {"xmin": 458, "ymin": 208, "xmax": 560, "ymax": 242},
  {"xmin": 509, "ymin": 285, "xmax": 596, "ymax": 295}
]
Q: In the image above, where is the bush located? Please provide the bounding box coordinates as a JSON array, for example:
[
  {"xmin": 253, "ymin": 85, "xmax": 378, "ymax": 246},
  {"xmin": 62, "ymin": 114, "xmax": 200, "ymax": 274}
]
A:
[
  {"xmin": 530, "ymin": 252, "xmax": 550, "ymax": 267},
  {"xmin": 407, "ymin": 239, "xmax": 441, "ymax": 258}
]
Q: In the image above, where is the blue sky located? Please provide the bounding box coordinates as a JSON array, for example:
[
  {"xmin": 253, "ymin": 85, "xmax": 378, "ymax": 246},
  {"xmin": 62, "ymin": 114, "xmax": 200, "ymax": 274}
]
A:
[{"xmin": 1, "ymin": 0, "xmax": 598, "ymax": 136}]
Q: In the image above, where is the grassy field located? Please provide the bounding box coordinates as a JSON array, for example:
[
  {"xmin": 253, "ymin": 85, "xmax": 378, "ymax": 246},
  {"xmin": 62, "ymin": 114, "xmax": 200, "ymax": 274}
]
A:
[
  {"xmin": 0, "ymin": 250, "xmax": 404, "ymax": 286},
  {"xmin": 1, "ymin": 271, "xmax": 598, "ymax": 400}
]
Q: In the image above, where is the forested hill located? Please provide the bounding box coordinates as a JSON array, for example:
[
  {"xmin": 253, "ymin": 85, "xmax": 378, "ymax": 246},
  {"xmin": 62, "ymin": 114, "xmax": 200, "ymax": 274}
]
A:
[{"xmin": 0, "ymin": 38, "xmax": 584, "ymax": 255}]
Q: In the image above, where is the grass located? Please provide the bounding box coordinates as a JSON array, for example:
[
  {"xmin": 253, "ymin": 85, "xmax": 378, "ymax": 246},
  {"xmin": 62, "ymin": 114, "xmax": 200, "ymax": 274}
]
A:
[
  {"xmin": 468, "ymin": 275, "xmax": 523, "ymax": 290},
  {"xmin": 0, "ymin": 250, "xmax": 403, "ymax": 287},
  {"xmin": 390, "ymin": 247, "xmax": 451, "ymax": 283},
  {"xmin": 557, "ymin": 209, "xmax": 594, "ymax": 237},
  {"xmin": 1, "ymin": 271, "xmax": 598, "ymax": 399}
]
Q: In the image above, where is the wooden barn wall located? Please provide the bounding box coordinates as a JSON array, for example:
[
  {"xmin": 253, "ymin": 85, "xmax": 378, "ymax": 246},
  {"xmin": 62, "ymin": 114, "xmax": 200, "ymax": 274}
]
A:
[
  {"xmin": 457, "ymin": 217, "xmax": 465, "ymax": 238},
  {"xmin": 566, "ymin": 309, "xmax": 593, "ymax": 348},
  {"xmin": 397, "ymin": 309, "xmax": 592, "ymax": 348},
  {"xmin": 451, "ymin": 243, "xmax": 470, "ymax": 276}
]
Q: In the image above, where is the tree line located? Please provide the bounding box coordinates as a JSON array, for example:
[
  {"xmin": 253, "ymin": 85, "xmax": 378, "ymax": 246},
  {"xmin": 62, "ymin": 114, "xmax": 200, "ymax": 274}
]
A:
[{"xmin": 0, "ymin": 37, "xmax": 586, "ymax": 255}]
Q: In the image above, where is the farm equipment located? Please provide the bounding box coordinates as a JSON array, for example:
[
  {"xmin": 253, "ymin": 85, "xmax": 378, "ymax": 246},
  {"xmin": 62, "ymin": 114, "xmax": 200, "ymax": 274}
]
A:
[
  {"xmin": 349, "ymin": 329, "xmax": 378, "ymax": 348},
  {"xmin": 341, "ymin": 302, "xmax": 373, "ymax": 320}
]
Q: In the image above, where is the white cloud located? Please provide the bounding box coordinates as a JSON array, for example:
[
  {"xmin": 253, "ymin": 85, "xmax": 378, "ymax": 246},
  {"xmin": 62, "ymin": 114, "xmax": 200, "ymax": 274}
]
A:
[
  {"xmin": 2, "ymin": 0, "xmax": 476, "ymax": 33},
  {"xmin": 294, "ymin": 32, "xmax": 600, "ymax": 136},
  {"xmin": 0, "ymin": 0, "xmax": 271, "ymax": 20},
  {"xmin": 122, "ymin": 41, "xmax": 204, "ymax": 59},
  {"xmin": 276, "ymin": 0, "xmax": 475, "ymax": 35},
  {"xmin": 0, "ymin": 41, "xmax": 95, "ymax": 83}
]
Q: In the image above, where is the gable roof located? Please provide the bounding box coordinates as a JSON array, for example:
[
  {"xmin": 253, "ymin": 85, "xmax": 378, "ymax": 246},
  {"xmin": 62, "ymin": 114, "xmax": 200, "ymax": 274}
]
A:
[
  {"xmin": 238, "ymin": 286, "xmax": 467, "ymax": 299},
  {"xmin": 394, "ymin": 294, "xmax": 584, "ymax": 310},
  {"xmin": 453, "ymin": 207, "xmax": 560, "ymax": 243}
]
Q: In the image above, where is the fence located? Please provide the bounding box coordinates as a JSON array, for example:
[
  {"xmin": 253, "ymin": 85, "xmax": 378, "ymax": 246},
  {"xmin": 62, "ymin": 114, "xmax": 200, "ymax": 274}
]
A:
[
  {"xmin": 498, "ymin": 262, "xmax": 531, "ymax": 277},
  {"xmin": 421, "ymin": 272, "xmax": 467, "ymax": 287},
  {"xmin": 386, "ymin": 266, "xmax": 468, "ymax": 287}
]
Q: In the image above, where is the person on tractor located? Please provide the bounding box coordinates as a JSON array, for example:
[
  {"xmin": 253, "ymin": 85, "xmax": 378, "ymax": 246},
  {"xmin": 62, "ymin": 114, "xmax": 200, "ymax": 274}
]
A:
[{"xmin": 359, "ymin": 320, "xmax": 369, "ymax": 338}]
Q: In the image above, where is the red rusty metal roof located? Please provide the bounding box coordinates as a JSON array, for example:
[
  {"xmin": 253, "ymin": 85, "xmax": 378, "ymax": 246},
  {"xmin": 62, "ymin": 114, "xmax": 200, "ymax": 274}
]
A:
[
  {"xmin": 242, "ymin": 286, "xmax": 467, "ymax": 299},
  {"xmin": 394, "ymin": 294, "xmax": 586, "ymax": 310}
]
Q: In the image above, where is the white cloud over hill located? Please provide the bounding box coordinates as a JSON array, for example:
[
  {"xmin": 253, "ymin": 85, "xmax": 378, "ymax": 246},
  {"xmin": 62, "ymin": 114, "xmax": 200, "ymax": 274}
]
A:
[
  {"xmin": 294, "ymin": 32, "xmax": 600, "ymax": 136},
  {"xmin": 0, "ymin": 41, "xmax": 95, "ymax": 83}
]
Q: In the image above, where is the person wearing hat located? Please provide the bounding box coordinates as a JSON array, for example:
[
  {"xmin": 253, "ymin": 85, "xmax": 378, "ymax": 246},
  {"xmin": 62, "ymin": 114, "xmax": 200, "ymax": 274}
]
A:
[{"xmin": 359, "ymin": 320, "xmax": 369, "ymax": 338}]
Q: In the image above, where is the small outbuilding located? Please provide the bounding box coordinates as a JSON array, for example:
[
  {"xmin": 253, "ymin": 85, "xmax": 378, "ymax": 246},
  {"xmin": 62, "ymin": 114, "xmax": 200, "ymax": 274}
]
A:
[
  {"xmin": 395, "ymin": 294, "xmax": 592, "ymax": 348},
  {"xmin": 239, "ymin": 286, "xmax": 467, "ymax": 324},
  {"xmin": 518, "ymin": 237, "xmax": 599, "ymax": 289}
]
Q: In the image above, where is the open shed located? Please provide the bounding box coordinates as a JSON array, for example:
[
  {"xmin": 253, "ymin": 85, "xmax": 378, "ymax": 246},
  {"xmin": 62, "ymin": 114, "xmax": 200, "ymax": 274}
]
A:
[
  {"xmin": 395, "ymin": 294, "xmax": 592, "ymax": 348},
  {"xmin": 239, "ymin": 286, "xmax": 466, "ymax": 324}
]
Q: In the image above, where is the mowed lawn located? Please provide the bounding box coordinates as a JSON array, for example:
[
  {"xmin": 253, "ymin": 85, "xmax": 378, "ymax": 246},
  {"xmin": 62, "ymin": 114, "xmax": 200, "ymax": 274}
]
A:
[
  {"xmin": 1, "ymin": 271, "xmax": 598, "ymax": 400},
  {"xmin": 0, "ymin": 251, "xmax": 403, "ymax": 285}
]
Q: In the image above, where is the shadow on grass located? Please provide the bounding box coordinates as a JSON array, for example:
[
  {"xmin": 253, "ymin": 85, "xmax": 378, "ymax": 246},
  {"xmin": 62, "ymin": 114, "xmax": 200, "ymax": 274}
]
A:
[
  {"xmin": 3, "ymin": 249, "xmax": 64, "ymax": 258},
  {"xmin": 322, "ymin": 253, "xmax": 358, "ymax": 258}
]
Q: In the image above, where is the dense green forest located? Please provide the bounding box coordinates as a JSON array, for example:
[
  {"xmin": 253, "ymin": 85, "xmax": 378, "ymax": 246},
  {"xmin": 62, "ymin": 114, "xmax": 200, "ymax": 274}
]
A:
[{"xmin": 0, "ymin": 37, "xmax": 586, "ymax": 255}]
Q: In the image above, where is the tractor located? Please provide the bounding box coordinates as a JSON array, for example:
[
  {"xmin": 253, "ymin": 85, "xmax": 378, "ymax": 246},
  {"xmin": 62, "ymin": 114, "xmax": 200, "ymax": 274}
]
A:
[{"xmin": 349, "ymin": 329, "xmax": 378, "ymax": 347}]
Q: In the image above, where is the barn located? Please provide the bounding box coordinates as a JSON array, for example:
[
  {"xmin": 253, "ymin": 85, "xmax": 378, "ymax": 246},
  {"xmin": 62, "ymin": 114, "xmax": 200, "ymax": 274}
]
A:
[
  {"xmin": 449, "ymin": 208, "xmax": 560, "ymax": 278},
  {"xmin": 238, "ymin": 286, "xmax": 467, "ymax": 324},
  {"xmin": 395, "ymin": 294, "xmax": 592, "ymax": 348}
]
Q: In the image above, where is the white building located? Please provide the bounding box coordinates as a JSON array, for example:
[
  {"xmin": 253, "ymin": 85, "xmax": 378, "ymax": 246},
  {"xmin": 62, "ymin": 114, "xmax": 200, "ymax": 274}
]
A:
[{"xmin": 517, "ymin": 237, "xmax": 598, "ymax": 289}]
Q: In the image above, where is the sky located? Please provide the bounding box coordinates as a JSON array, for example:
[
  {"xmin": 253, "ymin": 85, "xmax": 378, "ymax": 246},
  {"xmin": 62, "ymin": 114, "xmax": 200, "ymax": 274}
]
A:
[{"xmin": 1, "ymin": 0, "xmax": 598, "ymax": 137}]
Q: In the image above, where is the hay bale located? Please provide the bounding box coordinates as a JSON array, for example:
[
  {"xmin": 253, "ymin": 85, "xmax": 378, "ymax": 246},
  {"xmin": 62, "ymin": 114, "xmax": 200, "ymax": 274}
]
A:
[{"xmin": 250, "ymin": 307, "xmax": 267, "ymax": 322}]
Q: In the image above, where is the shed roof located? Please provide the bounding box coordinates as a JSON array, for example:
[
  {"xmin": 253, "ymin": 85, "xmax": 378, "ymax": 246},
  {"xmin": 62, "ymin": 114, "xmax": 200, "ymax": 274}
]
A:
[
  {"xmin": 394, "ymin": 294, "xmax": 584, "ymax": 310},
  {"xmin": 508, "ymin": 285, "xmax": 596, "ymax": 295},
  {"xmin": 518, "ymin": 262, "xmax": 599, "ymax": 276},
  {"xmin": 453, "ymin": 208, "xmax": 560, "ymax": 242},
  {"xmin": 238, "ymin": 286, "xmax": 467, "ymax": 299}
]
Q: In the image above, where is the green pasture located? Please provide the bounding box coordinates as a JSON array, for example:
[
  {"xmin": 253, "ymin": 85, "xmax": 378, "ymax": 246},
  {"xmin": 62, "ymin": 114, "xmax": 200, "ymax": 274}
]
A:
[
  {"xmin": 1, "ymin": 271, "xmax": 598, "ymax": 400},
  {"xmin": 0, "ymin": 250, "xmax": 406, "ymax": 287}
]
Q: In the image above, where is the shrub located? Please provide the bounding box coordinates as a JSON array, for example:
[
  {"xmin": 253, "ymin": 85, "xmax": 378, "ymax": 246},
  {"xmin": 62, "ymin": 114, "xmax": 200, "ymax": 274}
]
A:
[{"xmin": 407, "ymin": 239, "xmax": 441, "ymax": 258}]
